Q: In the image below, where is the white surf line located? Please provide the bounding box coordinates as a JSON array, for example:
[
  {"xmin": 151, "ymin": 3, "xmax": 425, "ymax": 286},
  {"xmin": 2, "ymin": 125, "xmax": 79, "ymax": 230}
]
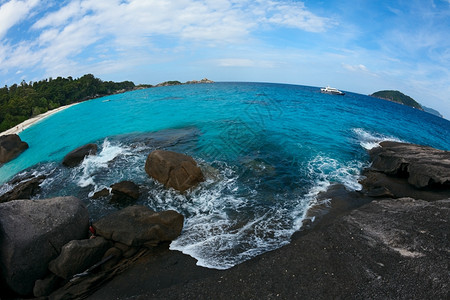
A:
[{"xmin": 0, "ymin": 102, "xmax": 80, "ymax": 136}]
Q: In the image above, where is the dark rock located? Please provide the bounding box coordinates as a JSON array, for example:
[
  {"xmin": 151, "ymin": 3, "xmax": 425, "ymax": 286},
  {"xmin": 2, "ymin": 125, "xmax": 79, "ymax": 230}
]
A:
[
  {"xmin": 101, "ymin": 247, "xmax": 123, "ymax": 271},
  {"xmin": 361, "ymin": 169, "xmax": 450, "ymax": 200},
  {"xmin": 48, "ymin": 237, "xmax": 112, "ymax": 280},
  {"xmin": 62, "ymin": 143, "xmax": 97, "ymax": 167},
  {"xmin": 0, "ymin": 197, "xmax": 89, "ymax": 296},
  {"xmin": 0, "ymin": 175, "xmax": 46, "ymax": 203},
  {"xmin": 369, "ymin": 141, "xmax": 450, "ymax": 188},
  {"xmin": 94, "ymin": 198, "xmax": 450, "ymax": 300},
  {"xmin": 366, "ymin": 186, "xmax": 395, "ymax": 198},
  {"xmin": 92, "ymin": 188, "xmax": 110, "ymax": 199},
  {"xmin": 110, "ymin": 181, "xmax": 140, "ymax": 205},
  {"xmin": 33, "ymin": 273, "xmax": 61, "ymax": 298},
  {"xmin": 0, "ymin": 134, "xmax": 28, "ymax": 164},
  {"xmin": 93, "ymin": 205, "xmax": 184, "ymax": 247},
  {"xmin": 145, "ymin": 150, "xmax": 204, "ymax": 192}
]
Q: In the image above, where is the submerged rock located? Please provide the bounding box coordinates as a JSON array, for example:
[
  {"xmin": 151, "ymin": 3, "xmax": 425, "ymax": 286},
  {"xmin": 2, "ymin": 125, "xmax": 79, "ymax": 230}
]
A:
[
  {"xmin": 0, "ymin": 197, "xmax": 89, "ymax": 296},
  {"xmin": 0, "ymin": 134, "xmax": 28, "ymax": 164},
  {"xmin": 145, "ymin": 150, "xmax": 204, "ymax": 192},
  {"xmin": 94, "ymin": 205, "xmax": 184, "ymax": 247},
  {"xmin": 0, "ymin": 175, "xmax": 46, "ymax": 203},
  {"xmin": 62, "ymin": 143, "xmax": 97, "ymax": 167}
]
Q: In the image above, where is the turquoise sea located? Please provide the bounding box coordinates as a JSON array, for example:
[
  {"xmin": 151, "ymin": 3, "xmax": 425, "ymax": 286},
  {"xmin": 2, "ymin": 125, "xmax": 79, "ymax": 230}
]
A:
[{"xmin": 1, "ymin": 82, "xmax": 449, "ymax": 269}]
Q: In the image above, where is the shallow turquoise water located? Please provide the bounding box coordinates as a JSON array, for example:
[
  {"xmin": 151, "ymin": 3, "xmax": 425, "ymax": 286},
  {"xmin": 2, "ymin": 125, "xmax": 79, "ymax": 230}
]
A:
[{"xmin": 1, "ymin": 82, "xmax": 449, "ymax": 269}]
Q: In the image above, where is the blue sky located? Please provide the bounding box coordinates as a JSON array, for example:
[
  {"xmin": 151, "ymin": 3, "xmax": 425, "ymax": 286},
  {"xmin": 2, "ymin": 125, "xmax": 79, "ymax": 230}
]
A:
[{"xmin": 1, "ymin": 0, "xmax": 450, "ymax": 118}]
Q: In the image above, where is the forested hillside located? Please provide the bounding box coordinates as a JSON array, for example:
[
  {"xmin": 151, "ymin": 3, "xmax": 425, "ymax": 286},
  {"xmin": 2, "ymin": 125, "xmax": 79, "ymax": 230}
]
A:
[
  {"xmin": 369, "ymin": 90, "xmax": 423, "ymax": 110},
  {"xmin": 0, "ymin": 74, "xmax": 135, "ymax": 131}
]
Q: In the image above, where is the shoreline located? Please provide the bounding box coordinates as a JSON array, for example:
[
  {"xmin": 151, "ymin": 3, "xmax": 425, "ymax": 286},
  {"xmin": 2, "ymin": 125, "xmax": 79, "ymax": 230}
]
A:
[{"xmin": 0, "ymin": 102, "xmax": 80, "ymax": 137}]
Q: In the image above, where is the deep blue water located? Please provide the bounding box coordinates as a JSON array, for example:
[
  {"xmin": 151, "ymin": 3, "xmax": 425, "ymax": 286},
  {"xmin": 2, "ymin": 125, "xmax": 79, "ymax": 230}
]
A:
[{"xmin": 1, "ymin": 82, "xmax": 449, "ymax": 269}]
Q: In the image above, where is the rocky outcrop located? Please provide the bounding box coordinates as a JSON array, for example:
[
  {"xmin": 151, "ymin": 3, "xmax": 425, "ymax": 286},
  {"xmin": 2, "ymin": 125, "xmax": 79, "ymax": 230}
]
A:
[
  {"xmin": 48, "ymin": 237, "xmax": 112, "ymax": 280},
  {"xmin": 362, "ymin": 141, "xmax": 450, "ymax": 200},
  {"xmin": 0, "ymin": 134, "xmax": 28, "ymax": 164},
  {"xmin": 0, "ymin": 197, "xmax": 89, "ymax": 296},
  {"xmin": 369, "ymin": 141, "xmax": 450, "ymax": 188},
  {"xmin": 145, "ymin": 150, "xmax": 204, "ymax": 192},
  {"xmin": 185, "ymin": 78, "xmax": 214, "ymax": 84},
  {"xmin": 62, "ymin": 143, "xmax": 97, "ymax": 167},
  {"xmin": 94, "ymin": 205, "xmax": 184, "ymax": 247},
  {"xmin": 0, "ymin": 175, "xmax": 46, "ymax": 203},
  {"xmin": 110, "ymin": 181, "xmax": 140, "ymax": 205}
]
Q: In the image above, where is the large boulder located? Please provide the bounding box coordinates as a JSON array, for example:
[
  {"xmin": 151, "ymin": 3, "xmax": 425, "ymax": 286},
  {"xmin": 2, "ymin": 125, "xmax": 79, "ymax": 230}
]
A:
[
  {"xmin": 62, "ymin": 143, "xmax": 97, "ymax": 167},
  {"xmin": 48, "ymin": 237, "xmax": 112, "ymax": 280},
  {"xmin": 0, "ymin": 134, "xmax": 28, "ymax": 164},
  {"xmin": 0, "ymin": 197, "xmax": 89, "ymax": 296},
  {"xmin": 145, "ymin": 150, "xmax": 204, "ymax": 192},
  {"xmin": 0, "ymin": 175, "xmax": 46, "ymax": 203},
  {"xmin": 110, "ymin": 181, "xmax": 140, "ymax": 205},
  {"xmin": 369, "ymin": 141, "xmax": 450, "ymax": 188},
  {"xmin": 94, "ymin": 205, "xmax": 184, "ymax": 247}
]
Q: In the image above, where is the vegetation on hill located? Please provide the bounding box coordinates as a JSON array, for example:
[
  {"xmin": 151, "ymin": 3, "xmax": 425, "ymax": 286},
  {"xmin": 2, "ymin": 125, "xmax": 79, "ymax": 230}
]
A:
[
  {"xmin": 369, "ymin": 90, "xmax": 423, "ymax": 110},
  {"xmin": 0, "ymin": 74, "xmax": 135, "ymax": 131}
]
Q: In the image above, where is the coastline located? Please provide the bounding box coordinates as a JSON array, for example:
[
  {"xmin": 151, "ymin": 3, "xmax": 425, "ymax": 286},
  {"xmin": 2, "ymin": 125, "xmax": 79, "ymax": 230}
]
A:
[{"xmin": 0, "ymin": 102, "xmax": 80, "ymax": 137}]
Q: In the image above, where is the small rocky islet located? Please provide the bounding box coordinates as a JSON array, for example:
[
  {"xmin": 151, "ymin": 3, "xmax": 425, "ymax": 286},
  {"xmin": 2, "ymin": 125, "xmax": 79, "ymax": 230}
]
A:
[{"xmin": 0, "ymin": 134, "xmax": 449, "ymax": 299}]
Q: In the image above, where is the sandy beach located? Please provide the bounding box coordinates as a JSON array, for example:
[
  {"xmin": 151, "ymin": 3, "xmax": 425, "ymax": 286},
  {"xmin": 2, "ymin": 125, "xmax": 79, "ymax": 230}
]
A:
[{"xmin": 0, "ymin": 102, "xmax": 80, "ymax": 136}]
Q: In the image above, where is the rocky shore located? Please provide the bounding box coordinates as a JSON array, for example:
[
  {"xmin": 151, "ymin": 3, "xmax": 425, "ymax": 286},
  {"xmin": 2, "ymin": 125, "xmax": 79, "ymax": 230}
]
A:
[{"xmin": 0, "ymin": 141, "xmax": 449, "ymax": 299}]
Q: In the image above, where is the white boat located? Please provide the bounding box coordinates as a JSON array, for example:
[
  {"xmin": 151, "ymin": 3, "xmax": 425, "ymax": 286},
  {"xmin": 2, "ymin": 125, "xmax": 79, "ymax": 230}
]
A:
[{"xmin": 320, "ymin": 86, "xmax": 345, "ymax": 95}]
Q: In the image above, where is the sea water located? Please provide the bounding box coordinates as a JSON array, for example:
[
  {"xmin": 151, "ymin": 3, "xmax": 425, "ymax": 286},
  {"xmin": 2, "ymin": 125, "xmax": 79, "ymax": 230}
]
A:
[{"xmin": 1, "ymin": 82, "xmax": 449, "ymax": 269}]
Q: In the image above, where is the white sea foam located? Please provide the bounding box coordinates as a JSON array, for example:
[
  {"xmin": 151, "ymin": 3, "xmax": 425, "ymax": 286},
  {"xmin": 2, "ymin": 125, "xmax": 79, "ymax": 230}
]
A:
[
  {"xmin": 307, "ymin": 155, "xmax": 364, "ymax": 192},
  {"xmin": 352, "ymin": 128, "xmax": 404, "ymax": 150},
  {"xmin": 76, "ymin": 139, "xmax": 131, "ymax": 188},
  {"xmin": 167, "ymin": 162, "xmax": 303, "ymax": 270}
]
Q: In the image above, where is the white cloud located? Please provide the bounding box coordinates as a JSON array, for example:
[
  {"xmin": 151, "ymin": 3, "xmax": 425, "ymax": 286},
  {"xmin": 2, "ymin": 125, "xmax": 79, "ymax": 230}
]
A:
[
  {"xmin": 263, "ymin": 1, "xmax": 333, "ymax": 32},
  {"xmin": 0, "ymin": 0, "xmax": 40, "ymax": 38},
  {"xmin": 0, "ymin": 0, "xmax": 333, "ymax": 80}
]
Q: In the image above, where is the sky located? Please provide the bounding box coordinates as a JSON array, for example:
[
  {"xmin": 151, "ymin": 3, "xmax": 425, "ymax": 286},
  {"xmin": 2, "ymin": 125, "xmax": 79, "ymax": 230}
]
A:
[{"xmin": 1, "ymin": 0, "xmax": 450, "ymax": 118}]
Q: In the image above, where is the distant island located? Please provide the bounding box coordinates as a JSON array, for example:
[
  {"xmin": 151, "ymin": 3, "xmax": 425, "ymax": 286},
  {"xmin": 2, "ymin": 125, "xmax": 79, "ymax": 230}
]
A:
[
  {"xmin": 155, "ymin": 78, "xmax": 214, "ymax": 87},
  {"xmin": 422, "ymin": 105, "xmax": 444, "ymax": 118},
  {"xmin": 369, "ymin": 90, "xmax": 443, "ymax": 118},
  {"xmin": 0, "ymin": 75, "xmax": 214, "ymax": 132},
  {"xmin": 369, "ymin": 90, "xmax": 423, "ymax": 110}
]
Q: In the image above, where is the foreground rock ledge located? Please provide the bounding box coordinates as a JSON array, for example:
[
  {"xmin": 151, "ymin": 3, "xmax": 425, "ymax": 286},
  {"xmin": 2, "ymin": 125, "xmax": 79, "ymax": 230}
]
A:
[
  {"xmin": 0, "ymin": 197, "xmax": 88, "ymax": 296},
  {"xmin": 87, "ymin": 198, "xmax": 450, "ymax": 300},
  {"xmin": 145, "ymin": 150, "xmax": 204, "ymax": 192}
]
